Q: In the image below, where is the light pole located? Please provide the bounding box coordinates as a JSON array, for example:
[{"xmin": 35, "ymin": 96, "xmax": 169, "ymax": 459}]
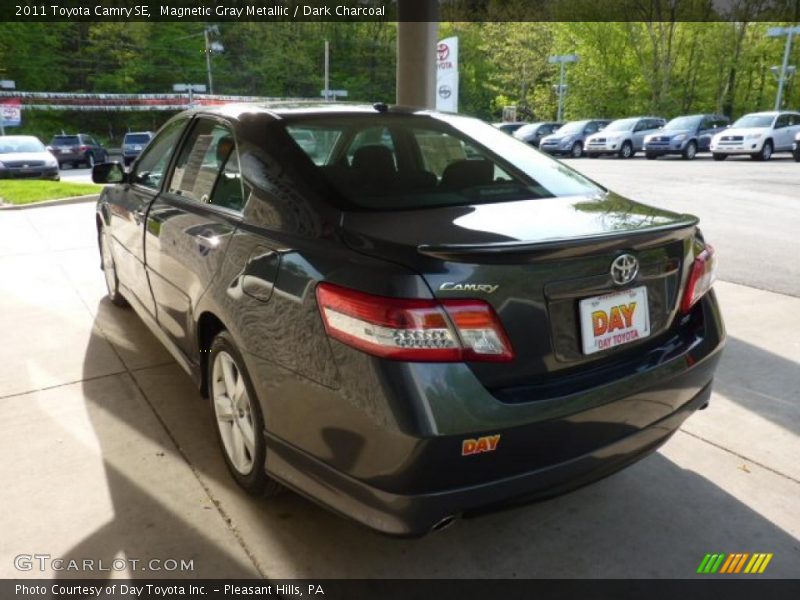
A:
[
  {"xmin": 0, "ymin": 79, "xmax": 15, "ymax": 136},
  {"xmin": 204, "ymin": 25, "xmax": 223, "ymax": 95},
  {"xmin": 767, "ymin": 25, "xmax": 800, "ymax": 111},
  {"xmin": 549, "ymin": 54, "xmax": 578, "ymax": 122}
]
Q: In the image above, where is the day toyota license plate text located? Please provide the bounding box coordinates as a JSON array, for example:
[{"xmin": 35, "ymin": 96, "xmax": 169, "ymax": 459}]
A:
[{"xmin": 579, "ymin": 286, "xmax": 650, "ymax": 355}]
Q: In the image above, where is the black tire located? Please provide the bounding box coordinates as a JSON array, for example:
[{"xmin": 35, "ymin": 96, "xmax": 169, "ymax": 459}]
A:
[
  {"xmin": 570, "ymin": 141, "xmax": 583, "ymax": 158},
  {"xmin": 712, "ymin": 153, "xmax": 727, "ymax": 161},
  {"xmin": 86, "ymin": 153, "xmax": 96, "ymax": 168},
  {"xmin": 646, "ymin": 152, "xmax": 658, "ymax": 160},
  {"xmin": 99, "ymin": 226, "xmax": 129, "ymax": 308},
  {"xmin": 751, "ymin": 140, "xmax": 772, "ymax": 161},
  {"xmin": 793, "ymin": 148, "xmax": 800, "ymax": 162},
  {"xmin": 587, "ymin": 153, "xmax": 599, "ymax": 159},
  {"xmin": 682, "ymin": 140, "xmax": 697, "ymax": 160},
  {"xmin": 208, "ymin": 331, "xmax": 282, "ymax": 497},
  {"xmin": 58, "ymin": 162, "xmax": 65, "ymax": 170},
  {"xmin": 619, "ymin": 141, "xmax": 634, "ymax": 159}
]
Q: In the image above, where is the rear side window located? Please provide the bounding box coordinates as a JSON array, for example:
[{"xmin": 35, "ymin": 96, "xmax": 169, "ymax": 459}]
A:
[
  {"xmin": 124, "ymin": 133, "xmax": 152, "ymax": 144},
  {"xmin": 168, "ymin": 119, "xmax": 244, "ymax": 211},
  {"xmin": 51, "ymin": 136, "xmax": 79, "ymax": 145},
  {"xmin": 280, "ymin": 114, "xmax": 601, "ymax": 211}
]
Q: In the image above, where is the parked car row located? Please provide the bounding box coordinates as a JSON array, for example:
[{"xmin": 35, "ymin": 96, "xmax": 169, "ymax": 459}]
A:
[
  {"xmin": 0, "ymin": 131, "xmax": 156, "ymax": 180},
  {"xmin": 501, "ymin": 111, "xmax": 800, "ymax": 161}
]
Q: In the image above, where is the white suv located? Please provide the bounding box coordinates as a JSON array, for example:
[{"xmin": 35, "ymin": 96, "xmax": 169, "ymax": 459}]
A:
[
  {"xmin": 584, "ymin": 117, "xmax": 666, "ymax": 158},
  {"xmin": 710, "ymin": 111, "xmax": 800, "ymax": 161}
]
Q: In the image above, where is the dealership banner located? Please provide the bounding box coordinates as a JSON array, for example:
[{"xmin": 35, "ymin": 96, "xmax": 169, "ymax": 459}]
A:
[
  {"xmin": 436, "ymin": 36, "xmax": 458, "ymax": 113},
  {"xmin": 0, "ymin": 98, "xmax": 21, "ymax": 127}
]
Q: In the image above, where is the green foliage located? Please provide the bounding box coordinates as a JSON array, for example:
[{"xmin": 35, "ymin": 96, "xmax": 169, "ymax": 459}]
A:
[{"xmin": 0, "ymin": 20, "xmax": 798, "ymax": 142}]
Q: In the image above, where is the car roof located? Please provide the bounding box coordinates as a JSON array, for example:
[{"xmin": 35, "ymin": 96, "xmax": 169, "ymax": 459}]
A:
[{"xmin": 190, "ymin": 102, "xmax": 460, "ymax": 122}]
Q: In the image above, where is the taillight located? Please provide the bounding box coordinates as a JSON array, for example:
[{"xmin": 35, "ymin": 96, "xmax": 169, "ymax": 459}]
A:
[
  {"xmin": 680, "ymin": 244, "xmax": 717, "ymax": 313},
  {"xmin": 79, "ymin": 145, "xmax": 88, "ymax": 152},
  {"xmin": 316, "ymin": 283, "xmax": 514, "ymax": 362}
]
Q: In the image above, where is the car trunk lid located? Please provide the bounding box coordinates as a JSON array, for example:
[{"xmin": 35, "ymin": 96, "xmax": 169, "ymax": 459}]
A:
[{"xmin": 340, "ymin": 192, "xmax": 699, "ymax": 394}]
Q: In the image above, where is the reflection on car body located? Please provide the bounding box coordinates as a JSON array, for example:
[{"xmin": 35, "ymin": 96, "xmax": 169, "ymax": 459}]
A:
[{"xmin": 93, "ymin": 103, "xmax": 725, "ymax": 536}]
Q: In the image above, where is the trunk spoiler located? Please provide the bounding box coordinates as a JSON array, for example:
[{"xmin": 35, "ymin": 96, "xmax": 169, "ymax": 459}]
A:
[{"xmin": 417, "ymin": 217, "xmax": 699, "ymax": 263}]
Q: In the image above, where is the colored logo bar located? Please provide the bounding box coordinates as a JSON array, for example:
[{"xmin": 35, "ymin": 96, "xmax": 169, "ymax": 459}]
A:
[{"xmin": 696, "ymin": 553, "xmax": 773, "ymax": 574}]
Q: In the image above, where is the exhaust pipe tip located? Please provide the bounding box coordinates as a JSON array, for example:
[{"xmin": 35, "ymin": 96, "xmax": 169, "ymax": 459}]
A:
[{"xmin": 431, "ymin": 515, "xmax": 458, "ymax": 532}]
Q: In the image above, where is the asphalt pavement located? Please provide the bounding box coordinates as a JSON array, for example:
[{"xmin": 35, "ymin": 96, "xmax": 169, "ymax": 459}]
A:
[{"xmin": 1, "ymin": 157, "xmax": 798, "ymax": 579}]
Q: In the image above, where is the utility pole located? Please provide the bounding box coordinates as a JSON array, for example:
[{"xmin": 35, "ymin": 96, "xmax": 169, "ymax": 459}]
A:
[
  {"xmin": 204, "ymin": 28, "xmax": 214, "ymax": 95},
  {"xmin": 768, "ymin": 25, "xmax": 800, "ymax": 110},
  {"xmin": 548, "ymin": 54, "xmax": 578, "ymax": 122},
  {"xmin": 324, "ymin": 40, "xmax": 330, "ymax": 101}
]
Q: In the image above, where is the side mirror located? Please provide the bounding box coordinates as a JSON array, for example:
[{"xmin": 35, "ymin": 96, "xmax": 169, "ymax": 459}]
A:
[{"xmin": 92, "ymin": 161, "xmax": 127, "ymax": 184}]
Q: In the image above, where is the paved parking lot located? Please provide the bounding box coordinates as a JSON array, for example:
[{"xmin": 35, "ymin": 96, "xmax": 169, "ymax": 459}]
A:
[{"xmin": 1, "ymin": 158, "xmax": 798, "ymax": 579}]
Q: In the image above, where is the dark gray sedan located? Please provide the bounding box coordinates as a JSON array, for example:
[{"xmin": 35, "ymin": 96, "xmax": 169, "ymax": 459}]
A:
[{"xmin": 93, "ymin": 103, "xmax": 724, "ymax": 536}]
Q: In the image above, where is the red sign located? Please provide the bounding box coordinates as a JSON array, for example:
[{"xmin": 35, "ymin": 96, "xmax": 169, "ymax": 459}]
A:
[{"xmin": 437, "ymin": 42, "xmax": 450, "ymax": 61}]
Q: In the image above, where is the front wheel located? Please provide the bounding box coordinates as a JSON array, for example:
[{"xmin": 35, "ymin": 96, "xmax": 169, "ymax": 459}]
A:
[
  {"xmin": 587, "ymin": 153, "xmax": 599, "ymax": 159},
  {"xmin": 682, "ymin": 140, "xmax": 697, "ymax": 160},
  {"xmin": 86, "ymin": 153, "xmax": 95, "ymax": 168},
  {"xmin": 712, "ymin": 153, "xmax": 727, "ymax": 161},
  {"xmin": 645, "ymin": 152, "xmax": 658, "ymax": 160},
  {"xmin": 209, "ymin": 331, "xmax": 282, "ymax": 497},
  {"xmin": 99, "ymin": 227, "xmax": 128, "ymax": 307},
  {"xmin": 752, "ymin": 140, "xmax": 773, "ymax": 161},
  {"xmin": 570, "ymin": 141, "xmax": 583, "ymax": 158},
  {"xmin": 793, "ymin": 147, "xmax": 800, "ymax": 162},
  {"xmin": 619, "ymin": 141, "xmax": 634, "ymax": 159}
]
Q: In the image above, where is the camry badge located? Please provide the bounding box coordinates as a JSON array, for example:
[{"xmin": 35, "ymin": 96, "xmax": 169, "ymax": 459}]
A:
[
  {"xmin": 439, "ymin": 282, "xmax": 499, "ymax": 294},
  {"xmin": 610, "ymin": 254, "xmax": 639, "ymax": 286}
]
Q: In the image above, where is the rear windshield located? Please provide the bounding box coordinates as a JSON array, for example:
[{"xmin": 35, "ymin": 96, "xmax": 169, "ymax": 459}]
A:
[
  {"xmin": 283, "ymin": 114, "xmax": 602, "ymax": 211},
  {"xmin": 124, "ymin": 133, "xmax": 151, "ymax": 144},
  {"xmin": 51, "ymin": 135, "xmax": 79, "ymax": 145}
]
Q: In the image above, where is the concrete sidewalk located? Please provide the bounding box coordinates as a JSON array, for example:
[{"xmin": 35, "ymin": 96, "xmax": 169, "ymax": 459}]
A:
[{"xmin": 1, "ymin": 202, "xmax": 798, "ymax": 578}]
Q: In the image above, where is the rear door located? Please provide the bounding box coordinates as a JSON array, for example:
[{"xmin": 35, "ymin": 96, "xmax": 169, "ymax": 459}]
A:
[{"xmin": 144, "ymin": 116, "xmax": 245, "ymax": 357}]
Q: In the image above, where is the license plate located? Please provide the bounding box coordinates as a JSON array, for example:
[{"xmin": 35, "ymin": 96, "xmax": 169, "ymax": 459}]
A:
[{"xmin": 579, "ymin": 286, "xmax": 650, "ymax": 355}]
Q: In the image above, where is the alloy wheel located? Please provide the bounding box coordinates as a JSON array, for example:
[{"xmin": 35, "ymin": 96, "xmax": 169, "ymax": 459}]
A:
[{"xmin": 212, "ymin": 351, "xmax": 257, "ymax": 475}]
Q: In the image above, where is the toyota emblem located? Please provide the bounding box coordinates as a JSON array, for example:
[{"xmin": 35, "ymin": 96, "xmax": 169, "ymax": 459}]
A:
[{"xmin": 610, "ymin": 254, "xmax": 639, "ymax": 286}]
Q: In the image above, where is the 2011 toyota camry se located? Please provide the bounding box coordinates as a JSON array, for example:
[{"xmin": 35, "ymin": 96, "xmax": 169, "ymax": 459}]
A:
[{"xmin": 92, "ymin": 103, "xmax": 725, "ymax": 536}]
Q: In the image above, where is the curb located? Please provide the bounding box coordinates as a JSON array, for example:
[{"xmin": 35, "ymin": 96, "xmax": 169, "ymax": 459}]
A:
[{"xmin": 0, "ymin": 194, "xmax": 99, "ymax": 211}]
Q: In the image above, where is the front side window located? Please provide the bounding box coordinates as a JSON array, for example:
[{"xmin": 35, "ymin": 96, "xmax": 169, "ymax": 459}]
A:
[
  {"xmin": 168, "ymin": 119, "xmax": 244, "ymax": 211},
  {"xmin": 132, "ymin": 118, "xmax": 187, "ymax": 190}
]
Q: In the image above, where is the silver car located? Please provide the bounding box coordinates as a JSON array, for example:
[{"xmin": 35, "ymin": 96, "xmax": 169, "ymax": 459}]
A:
[{"xmin": 585, "ymin": 117, "xmax": 666, "ymax": 158}]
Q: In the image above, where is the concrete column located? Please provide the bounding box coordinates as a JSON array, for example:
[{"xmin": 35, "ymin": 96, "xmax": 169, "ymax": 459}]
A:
[{"xmin": 396, "ymin": 1, "xmax": 439, "ymax": 109}]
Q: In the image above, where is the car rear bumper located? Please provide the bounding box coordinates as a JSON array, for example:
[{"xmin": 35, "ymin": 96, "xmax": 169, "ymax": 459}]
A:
[
  {"xmin": 265, "ymin": 376, "xmax": 714, "ymax": 536},
  {"xmin": 256, "ymin": 291, "xmax": 724, "ymax": 536}
]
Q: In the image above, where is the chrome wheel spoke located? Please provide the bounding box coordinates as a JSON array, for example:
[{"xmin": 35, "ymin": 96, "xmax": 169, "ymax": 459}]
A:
[
  {"xmin": 220, "ymin": 355, "xmax": 237, "ymax": 397},
  {"xmin": 214, "ymin": 393, "xmax": 234, "ymax": 422}
]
